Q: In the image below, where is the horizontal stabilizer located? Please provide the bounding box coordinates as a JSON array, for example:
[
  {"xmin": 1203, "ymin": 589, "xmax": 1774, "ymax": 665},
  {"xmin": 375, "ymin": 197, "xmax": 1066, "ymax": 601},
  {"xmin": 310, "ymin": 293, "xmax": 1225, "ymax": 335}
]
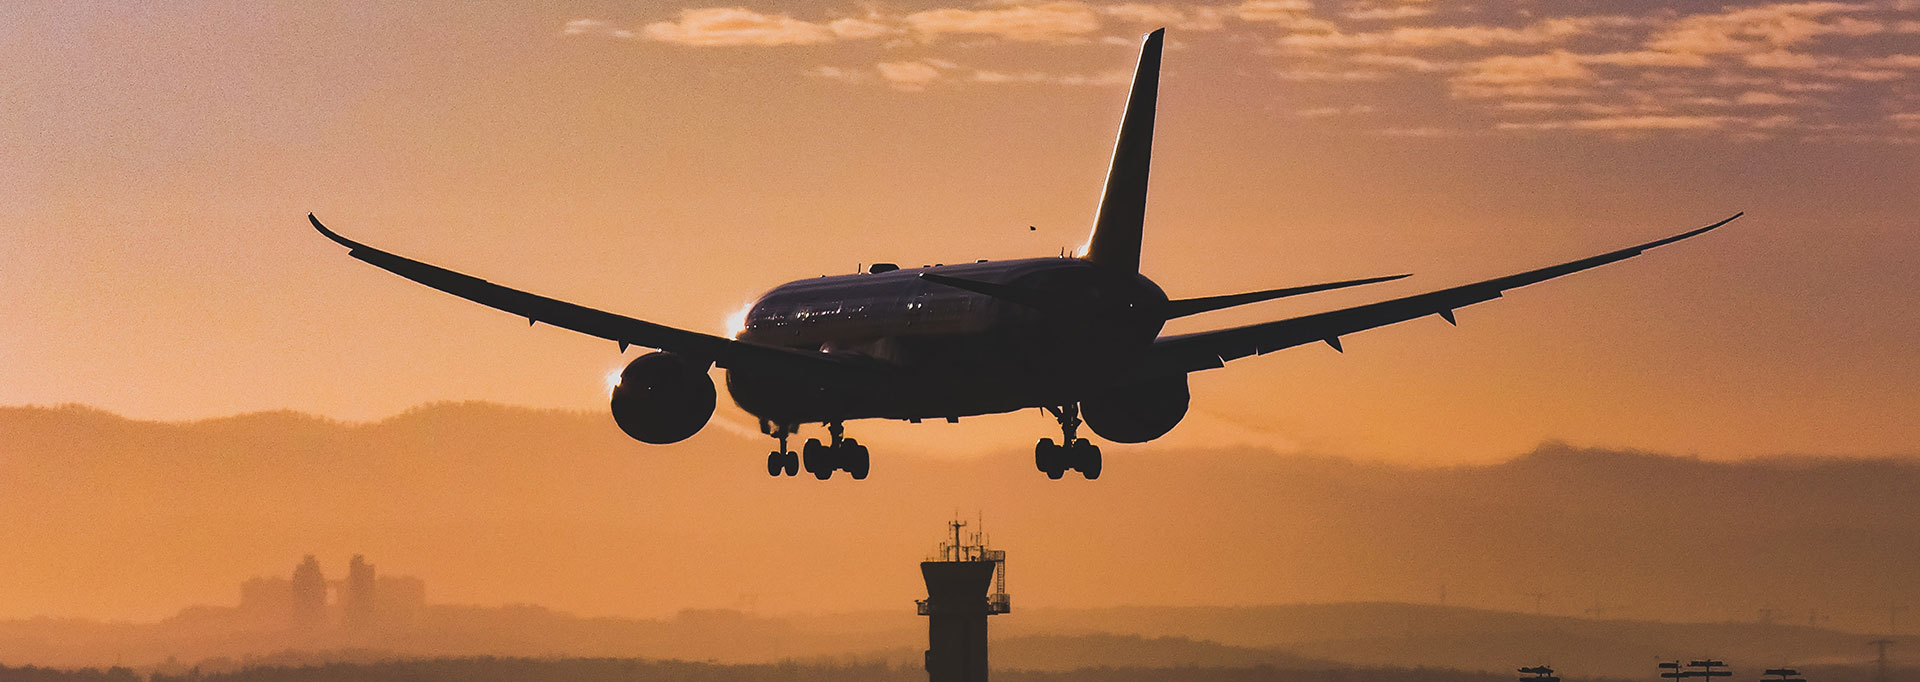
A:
[
  {"xmin": 1164, "ymin": 273, "xmax": 1410, "ymax": 319},
  {"xmin": 920, "ymin": 272, "xmax": 1061, "ymax": 310}
]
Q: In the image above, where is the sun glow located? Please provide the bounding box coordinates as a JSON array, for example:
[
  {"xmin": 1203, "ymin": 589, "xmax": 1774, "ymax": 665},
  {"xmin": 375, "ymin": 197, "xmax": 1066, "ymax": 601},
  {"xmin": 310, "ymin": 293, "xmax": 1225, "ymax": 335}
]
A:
[
  {"xmin": 725, "ymin": 301, "xmax": 756, "ymax": 339},
  {"xmin": 604, "ymin": 367, "xmax": 623, "ymax": 395}
]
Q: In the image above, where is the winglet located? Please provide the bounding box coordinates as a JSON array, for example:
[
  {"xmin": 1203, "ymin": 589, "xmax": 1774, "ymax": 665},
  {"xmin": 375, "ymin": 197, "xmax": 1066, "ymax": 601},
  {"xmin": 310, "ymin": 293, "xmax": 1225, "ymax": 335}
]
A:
[
  {"xmin": 308, "ymin": 213, "xmax": 364, "ymax": 251},
  {"xmin": 1164, "ymin": 272, "xmax": 1411, "ymax": 319},
  {"xmin": 1081, "ymin": 28, "xmax": 1165, "ymax": 274}
]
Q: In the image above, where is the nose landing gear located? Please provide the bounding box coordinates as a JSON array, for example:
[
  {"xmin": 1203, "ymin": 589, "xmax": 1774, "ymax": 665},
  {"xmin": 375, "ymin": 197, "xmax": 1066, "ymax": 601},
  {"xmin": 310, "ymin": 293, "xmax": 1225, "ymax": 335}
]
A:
[{"xmin": 1037, "ymin": 404, "xmax": 1101, "ymax": 480}]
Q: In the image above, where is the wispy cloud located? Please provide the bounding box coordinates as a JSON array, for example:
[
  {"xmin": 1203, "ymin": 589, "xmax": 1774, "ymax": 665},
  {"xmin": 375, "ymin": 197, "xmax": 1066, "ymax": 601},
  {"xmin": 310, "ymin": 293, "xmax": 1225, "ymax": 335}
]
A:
[
  {"xmin": 566, "ymin": 0, "xmax": 1920, "ymax": 140},
  {"xmin": 877, "ymin": 60, "xmax": 948, "ymax": 90},
  {"xmin": 1297, "ymin": 104, "xmax": 1379, "ymax": 117},
  {"xmin": 1647, "ymin": 2, "xmax": 1887, "ymax": 55},
  {"xmin": 1343, "ymin": 5, "xmax": 1436, "ymax": 21},
  {"xmin": 814, "ymin": 58, "xmax": 1132, "ymax": 91},
  {"xmin": 1499, "ymin": 115, "xmax": 1738, "ymax": 131},
  {"xmin": 904, "ymin": 2, "xmax": 1104, "ymax": 42},
  {"xmin": 1278, "ymin": 16, "xmax": 1637, "ymax": 50},
  {"xmin": 640, "ymin": 8, "xmax": 841, "ymax": 46}
]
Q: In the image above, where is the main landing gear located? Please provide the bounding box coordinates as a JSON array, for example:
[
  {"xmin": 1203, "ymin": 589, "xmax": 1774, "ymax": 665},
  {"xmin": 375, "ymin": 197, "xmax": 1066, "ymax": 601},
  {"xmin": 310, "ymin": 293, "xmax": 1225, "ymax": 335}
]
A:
[
  {"xmin": 764, "ymin": 423, "xmax": 800, "ymax": 477},
  {"xmin": 767, "ymin": 421, "xmax": 870, "ymax": 480},
  {"xmin": 1037, "ymin": 404, "xmax": 1101, "ymax": 480}
]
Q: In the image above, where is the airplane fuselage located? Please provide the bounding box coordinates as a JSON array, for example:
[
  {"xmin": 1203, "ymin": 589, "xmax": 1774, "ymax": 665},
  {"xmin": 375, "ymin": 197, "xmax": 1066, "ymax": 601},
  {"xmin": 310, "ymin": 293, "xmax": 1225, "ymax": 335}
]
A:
[{"xmin": 727, "ymin": 257, "xmax": 1168, "ymax": 424}]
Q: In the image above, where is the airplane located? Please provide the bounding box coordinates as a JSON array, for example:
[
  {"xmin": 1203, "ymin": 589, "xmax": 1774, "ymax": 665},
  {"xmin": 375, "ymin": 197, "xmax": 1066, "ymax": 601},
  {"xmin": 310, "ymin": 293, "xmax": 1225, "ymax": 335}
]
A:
[{"xmin": 309, "ymin": 28, "xmax": 1739, "ymax": 481}]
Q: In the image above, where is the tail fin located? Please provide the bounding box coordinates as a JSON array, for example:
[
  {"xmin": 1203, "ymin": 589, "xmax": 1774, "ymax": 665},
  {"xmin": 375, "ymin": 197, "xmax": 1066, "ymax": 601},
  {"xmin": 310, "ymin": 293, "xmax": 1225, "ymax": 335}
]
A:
[{"xmin": 1082, "ymin": 28, "xmax": 1164, "ymax": 274}]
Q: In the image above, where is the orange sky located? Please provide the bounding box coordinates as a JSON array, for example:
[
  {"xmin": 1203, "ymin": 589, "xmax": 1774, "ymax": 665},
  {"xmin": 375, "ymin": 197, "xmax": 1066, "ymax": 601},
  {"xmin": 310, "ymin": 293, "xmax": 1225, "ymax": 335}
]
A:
[{"xmin": 5, "ymin": 0, "xmax": 1918, "ymax": 464}]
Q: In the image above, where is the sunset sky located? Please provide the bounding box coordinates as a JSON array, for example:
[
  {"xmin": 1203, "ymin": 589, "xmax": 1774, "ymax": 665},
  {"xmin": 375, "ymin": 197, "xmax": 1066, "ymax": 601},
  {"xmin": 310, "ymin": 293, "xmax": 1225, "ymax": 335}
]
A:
[{"xmin": 6, "ymin": 0, "xmax": 1917, "ymax": 464}]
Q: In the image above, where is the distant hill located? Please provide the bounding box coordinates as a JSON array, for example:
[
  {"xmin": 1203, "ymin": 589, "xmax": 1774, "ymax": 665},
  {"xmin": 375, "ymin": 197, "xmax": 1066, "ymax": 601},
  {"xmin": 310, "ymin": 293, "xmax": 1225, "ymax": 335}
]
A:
[
  {"xmin": 2, "ymin": 594, "xmax": 1915, "ymax": 677},
  {"xmin": 852, "ymin": 632, "xmax": 1331, "ymax": 672},
  {"xmin": 991, "ymin": 604, "xmax": 1918, "ymax": 678},
  {"xmin": 81, "ymin": 656, "xmax": 1618, "ymax": 682},
  {"xmin": 3, "ymin": 402, "xmax": 1918, "ymax": 660}
]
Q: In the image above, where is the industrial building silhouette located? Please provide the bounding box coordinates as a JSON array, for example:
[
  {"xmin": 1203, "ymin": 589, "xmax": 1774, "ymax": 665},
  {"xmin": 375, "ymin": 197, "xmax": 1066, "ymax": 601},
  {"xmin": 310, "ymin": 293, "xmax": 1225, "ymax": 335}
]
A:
[{"xmin": 239, "ymin": 554, "xmax": 424, "ymax": 634}]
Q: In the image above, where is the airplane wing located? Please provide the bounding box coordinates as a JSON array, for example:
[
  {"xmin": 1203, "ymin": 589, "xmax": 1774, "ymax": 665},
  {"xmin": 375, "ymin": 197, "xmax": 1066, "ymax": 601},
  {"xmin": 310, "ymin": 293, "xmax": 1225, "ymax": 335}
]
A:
[
  {"xmin": 1145, "ymin": 213, "xmax": 1742, "ymax": 374},
  {"xmin": 308, "ymin": 214, "xmax": 877, "ymax": 381}
]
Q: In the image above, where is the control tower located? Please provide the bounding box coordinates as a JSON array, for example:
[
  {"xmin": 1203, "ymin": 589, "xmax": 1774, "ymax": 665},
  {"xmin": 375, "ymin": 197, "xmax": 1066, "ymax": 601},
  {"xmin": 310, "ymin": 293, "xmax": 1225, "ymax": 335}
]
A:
[{"xmin": 917, "ymin": 520, "xmax": 1010, "ymax": 682}]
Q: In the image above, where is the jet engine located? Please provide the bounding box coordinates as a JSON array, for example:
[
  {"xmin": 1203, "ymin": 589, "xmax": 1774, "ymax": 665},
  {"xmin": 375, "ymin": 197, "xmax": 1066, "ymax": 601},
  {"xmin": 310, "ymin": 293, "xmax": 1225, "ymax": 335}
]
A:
[
  {"xmin": 610, "ymin": 351, "xmax": 716, "ymax": 444},
  {"xmin": 1080, "ymin": 375, "xmax": 1189, "ymax": 443}
]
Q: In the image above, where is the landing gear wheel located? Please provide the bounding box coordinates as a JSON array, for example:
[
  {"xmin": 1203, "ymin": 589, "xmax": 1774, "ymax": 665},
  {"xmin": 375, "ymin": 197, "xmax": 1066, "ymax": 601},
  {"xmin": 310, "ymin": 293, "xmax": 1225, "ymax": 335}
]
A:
[
  {"xmin": 766, "ymin": 451, "xmax": 782, "ymax": 477},
  {"xmin": 1077, "ymin": 441, "xmax": 1102, "ymax": 480},
  {"xmin": 1035, "ymin": 438, "xmax": 1066, "ymax": 479},
  {"xmin": 782, "ymin": 451, "xmax": 799, "ymax": 476},
  {"xmin": 803, "ymin": 439, "xmax": 832, "ymax": 479},
  {"xmin": 845, "ymin": 439, "xmax": 870, "ymax": 480}
]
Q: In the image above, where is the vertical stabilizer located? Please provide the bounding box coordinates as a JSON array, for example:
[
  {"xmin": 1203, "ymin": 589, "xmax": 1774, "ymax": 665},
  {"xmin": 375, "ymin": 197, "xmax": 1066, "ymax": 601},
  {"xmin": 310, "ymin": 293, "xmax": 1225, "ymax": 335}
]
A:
[{"xmin": 1082, "ymin": 28, "xmax": 1164, "ymax": 274}]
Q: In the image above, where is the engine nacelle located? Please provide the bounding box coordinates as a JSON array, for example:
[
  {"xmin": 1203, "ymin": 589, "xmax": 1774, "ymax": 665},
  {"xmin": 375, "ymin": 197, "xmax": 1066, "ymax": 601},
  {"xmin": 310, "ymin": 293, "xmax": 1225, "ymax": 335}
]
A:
[
  {"xmin": 610, "ymin": 351, "xmax": 716, "ymax": 444},
  {"xmin": 1081, "ymin": 375, "xmax": 1190, "ymax": 444}
]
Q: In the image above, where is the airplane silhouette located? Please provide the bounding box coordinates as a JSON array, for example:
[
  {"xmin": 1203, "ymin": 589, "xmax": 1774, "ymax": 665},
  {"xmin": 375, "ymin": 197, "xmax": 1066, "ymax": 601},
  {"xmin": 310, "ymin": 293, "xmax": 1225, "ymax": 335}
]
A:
[{"xmin": 311, "ymin": 28, "xmax": 1739, "ymax": 481}]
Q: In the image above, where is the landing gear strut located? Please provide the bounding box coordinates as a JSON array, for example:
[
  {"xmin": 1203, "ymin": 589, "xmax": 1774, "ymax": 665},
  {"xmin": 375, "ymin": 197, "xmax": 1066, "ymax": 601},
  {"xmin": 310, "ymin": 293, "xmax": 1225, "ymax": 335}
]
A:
[
  {"xmin": 764, "ymin": 422, "xmax": 799, "ymax": 477},
  {"xmin": 1037, "ymin": 404, "xmax": 1101, "ymax": 480},
  {"xmin": 800, "ymin": 421, "xmax": 870, "ymax": 481}
]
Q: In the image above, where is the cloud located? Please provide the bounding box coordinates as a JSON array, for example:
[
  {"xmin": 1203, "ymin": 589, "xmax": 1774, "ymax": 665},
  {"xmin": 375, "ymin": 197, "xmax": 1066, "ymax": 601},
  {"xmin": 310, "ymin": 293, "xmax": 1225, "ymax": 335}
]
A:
[
  {"xmin": 1279, "ymin": 16, "xmax": 1631, "ymax": 50},
  {"xmin": 563, "ymin": 19, "xmax": 611, "ymax": 35},
  {"xmin": 827, "ymin": 17, "xmax": 896, "ymax": 39},
  {"xmin": 583, "ymin": 1, "xmax": 1919, "ymax": 138},
  {"xmin": 1648, "ymin": 2, "xmax": 1887, "ymax": 55},
  {"xmin": 1296, "ymin": 104, "xmax": 1378, "ymax": 117},
  {"xmin": 1580, "ymin": 51, "xmax": 1713, "ymax": 68},
  {"xmin": 1499, "ymin": 115, "xmax": 1736, "ymax": 131},
  {"xmin": 1864, "ymin": 54, "xmax": 1920, "ymax": 68},
  {"xmin": 876, "ymin": 60, "xmax": 948, "ymax": 90},
  {"xmin": 807, "ymin": 65, "xmax": 872, "ymax": 83},
  {"xmin": 1735, "ymin": 90, "xmax": 1804, "ymax": 105},
  {"xmin": 1742, "ymin": 50, "xmax": 1831, "ymax": 68},
  {"xmin": 1236, "ymin": 0, "xmax": 1314, "ymax": 19},
  {"xmin": 822, "ymin": 59, "xmax": 1131, "ymax": 90},
  {"xmin": 1349, "ymin": 53, "xmax": 1456, "ymax": 71},
  {"xmin": 1343, "ymin": 5, "xmax": 1434, "ymax": 21},
  {"xmin": 1236, "ymin": 0, "xmax": 1338, "ymax": 31},
  {"xmin": 1374, "ymin": 126, "xmax": 1468, "ymax": 137},
  {"xmin": 1276, "ymin": 68, "xmax": 1393, "ymax": 81},
  {"xmin": 562, "ymin": 18, "xmax": 636, "ymax": 39},
  {"xmin": 972, "ymin": 69, "xmax": 1133, "ymax": 85},
  {"xmin": 1454, "ymin": 52, "xmax": 1596, "ymax": 91},
  {"xmin": 1100, "ymin": 4, "xmax": 1232, "ymax": 31},
  {"xmin": 642, "ymin": 8, "xmax": 839, "ymax": 46},
  {"xmin": 904, "ymin": 2, "xmax": 1104, "ymax": 42}
]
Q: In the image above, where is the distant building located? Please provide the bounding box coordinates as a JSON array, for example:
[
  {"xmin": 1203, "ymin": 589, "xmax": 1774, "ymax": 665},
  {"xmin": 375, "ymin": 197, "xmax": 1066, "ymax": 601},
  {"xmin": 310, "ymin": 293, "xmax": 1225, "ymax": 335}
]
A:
[
  {"xmin": 290, "ymin": 555, "xmax": 328, "ymax": 629},
  {"xmin": 235, "ymin": 555, "xmax": 425, "ymax": 634},
  {"xmin": 342, "ymin": 555, "xmax": 377, "ymax": 632}
]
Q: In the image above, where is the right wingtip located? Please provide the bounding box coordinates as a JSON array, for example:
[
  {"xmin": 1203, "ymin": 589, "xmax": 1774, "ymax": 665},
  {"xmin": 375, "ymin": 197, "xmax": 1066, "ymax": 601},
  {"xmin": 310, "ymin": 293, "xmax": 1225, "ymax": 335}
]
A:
[
  {"xmin": 1643, "ymin": 211, "xmax": 1743, "ymax": 251},
  {"xmin": 1698, "ymin": 210, "xmax": 1744, "ymax": 234},
  {"xmin": 308, "ymin": 213, "xmax": 360, "ymax": 250}
]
